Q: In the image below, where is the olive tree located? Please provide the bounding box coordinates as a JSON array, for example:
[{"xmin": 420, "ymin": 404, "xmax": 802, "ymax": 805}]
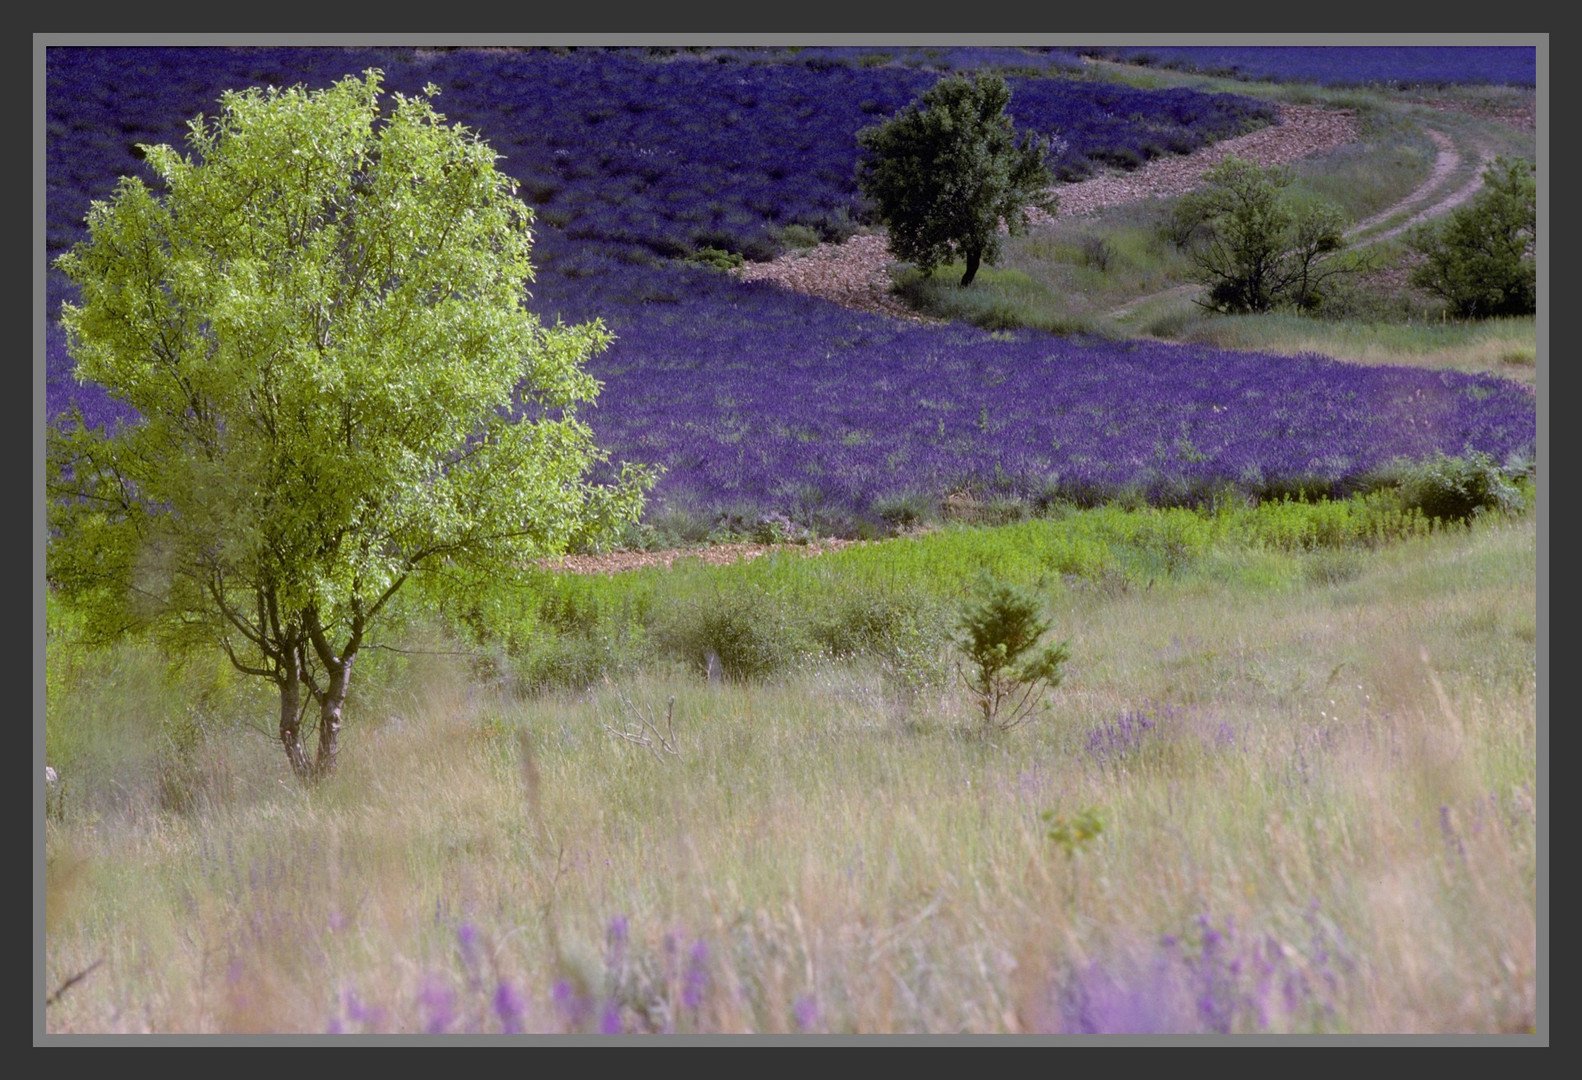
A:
[
  {"xmin": 1168, "ymin": 154, "xmax": 1356, "ymax": 314},
  {"xmin": 856, "ymin": 73, "xmax": 1055, "ymax": 287},
  {"xmin": 47, "ymin": 70, "xmax": 655, "ymax": 782},
  {"xmin": 1407, "ymin": 155, "xmax": 1536, "ymax": 318}
]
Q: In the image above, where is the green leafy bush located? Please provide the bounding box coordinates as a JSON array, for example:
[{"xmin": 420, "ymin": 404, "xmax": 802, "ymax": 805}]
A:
[
  {"xmin": 654, "ymin": 582, "xmax": 811, "ymax": 682},
  {"xmin": 1407, "ymin": 156, "xmax": 1536, "ymax": 318},
  {"xmin": 1043, "ymin": 807, "xmax": 1105, "ymax": 858},
  {"xmin": 1169, "ymin": 155, "xmax": 1360, "ymax": 313},
  {"xmin": 1235, "ymin": 493, "xmax": 1436, "ymax": 551},
  {"xmin": 688, "ymin": 245, "xmax": 746, "ymax": 270},
  {"xmin": 812, "ymin": 580, "xmax": 944, "ymax": 660},
  {"xmin": 1394, "ymin": 449, "xmax": 1528, "ymax": 524},
  {"xmin": 770, "ymin": 223, "xmax": 823, "ymax": 250}
]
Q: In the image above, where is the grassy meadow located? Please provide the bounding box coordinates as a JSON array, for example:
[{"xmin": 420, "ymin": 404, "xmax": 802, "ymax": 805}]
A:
[
  {"xmin": 40, "ymin": 45, "xmax": 1540, "ymax": 1039},
  {"xmin": 43, "ymin": 495, "xmax": 1539, "ymax": 1035},
  {"xmin": 892, "ymin": 63, "xmax": 1539, "ymax": 391}
]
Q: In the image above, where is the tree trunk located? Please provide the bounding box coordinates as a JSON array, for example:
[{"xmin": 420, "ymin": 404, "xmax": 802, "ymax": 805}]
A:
[
  {"xmin": 279, "ymin": 659, "xmax": 313, "ymax": 781},
  {"xmin": 960, "ymin": 247, "xmax": 982, "ymax": 288},
  {"xmin": 314, "ymin": 654, "xmax": 353, "ymax": 779}
]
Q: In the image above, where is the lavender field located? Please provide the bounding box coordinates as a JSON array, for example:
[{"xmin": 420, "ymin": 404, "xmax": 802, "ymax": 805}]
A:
[
  {"xmin": 44, "ymin": 45, "xmax": 1537, "ymax": 536},
  {"xmin": 41, "ymin": 44, "xmax": 1541, "ymax": 1039},
  {"xmin": 1070, "ymin": 45, "xmax": 1537, "ymax": 88}
]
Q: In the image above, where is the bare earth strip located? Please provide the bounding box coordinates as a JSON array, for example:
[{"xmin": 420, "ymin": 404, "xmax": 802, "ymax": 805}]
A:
[{"xmin": 539, "ymin": 538, "xmax": 873, "ymax": 576}]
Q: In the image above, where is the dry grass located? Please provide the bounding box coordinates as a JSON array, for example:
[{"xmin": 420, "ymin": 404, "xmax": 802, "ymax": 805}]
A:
[{"xmin": 41, "ymin": 513, "xmax": 1537, "ymax": 1037}]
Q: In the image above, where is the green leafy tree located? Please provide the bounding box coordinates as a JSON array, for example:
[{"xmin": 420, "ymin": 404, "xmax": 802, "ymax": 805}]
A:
[
  {"xmin": 48, "ymin": 70, "xmax": 655, "ymax": 782},
  {"xmin": 955, "ymin": 578, "xmax": 1071, "ymax": 733},
  {"xmin": 1407, "ymin": 155, "xmax": 1536, "ymax": 318},
  {"xmin": 856, "ymin": 73, "xmax": 1056, "ymax": 287},
  {"xmin": 1169, "ymin": 154, "xmax": 1355, "ymax": 314}
]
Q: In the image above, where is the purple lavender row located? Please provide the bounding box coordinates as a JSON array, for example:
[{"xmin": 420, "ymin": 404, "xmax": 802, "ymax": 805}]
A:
[
  {"xmin": 44, "ymin": 45, "xmax": 1272, "ymax": 293},
  {"xmin": 1073, "ymin": 45, "xmax": 1536, "ymax": 87},
  {"xmin": 568, "ymin": 287, "xmax": 1535, "ymax": 525}
]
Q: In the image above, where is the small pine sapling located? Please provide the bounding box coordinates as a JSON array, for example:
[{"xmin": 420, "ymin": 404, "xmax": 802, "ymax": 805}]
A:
[{"xmin": 954, "ymin": 577, "xmax": 1071, "ymax": 733}]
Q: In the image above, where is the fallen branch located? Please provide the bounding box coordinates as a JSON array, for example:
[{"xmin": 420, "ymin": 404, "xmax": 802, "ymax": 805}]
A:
[
  {"xmin": 46, "ymin": 958, "xmax": 104, "ymax": 1007},
  {"xmin": 602, "ymin": 685, "xmax": 680, "ymax": 760}
]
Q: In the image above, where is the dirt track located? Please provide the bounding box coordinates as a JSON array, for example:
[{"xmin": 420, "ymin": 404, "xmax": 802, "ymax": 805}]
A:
[{"xmin": 735, "ymin": 100, "xmax": 1523, "ymax": 321}]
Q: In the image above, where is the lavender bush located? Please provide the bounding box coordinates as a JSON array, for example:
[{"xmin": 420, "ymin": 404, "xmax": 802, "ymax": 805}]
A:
[
  {"xmin": 1042, "ymin": 905, "xmax": 1355, "ymax": 1034},
  {"xmin": 324, "ymin": 915, "xmax": 724, "ymax": 1035}
]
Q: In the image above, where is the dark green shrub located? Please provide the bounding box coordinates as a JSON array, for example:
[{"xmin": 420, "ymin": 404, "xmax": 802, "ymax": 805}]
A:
[
  {"xmin": 513, "ymin": 627, "xmax": 649, "ymax": 694},
  {"xmin": 1171, "ymin": 155, "xmax": 1359, "ymax": 313},
  {"xmin": 1304, "ymin": 549, "xmax": 1366, "ymax": 587},
  {"xmin": 1407, "ymin": 156, "xmax": 1536, "ymax": 318},
  {"xmin": 751, "ymin": 512, "xmax": 811, "ymax": 545},
  {"xmin": 655, "ymin": 584, "xmax": 810, "ymax": 682},
  {"xmin": 856, "ymin": 73, "xmax": 1055, "ymax": 287},
  {"xmin": 770, "ymin": 223, "xmax": 823, "ymax": 250},
  {"xmin": 873, "ymin": 490, "xmax": 938, "ymax": 531},
  {"xmin": 1080, "ymin": 235, "xmax": 1116, "ymax": 273},
  {"xmin": 1395, "ymin": 449, "xmax": 1528, "ymax": 524},
  {"xmin": 812, "ymin": 581, "xmax": 944, "ymax": 661}
]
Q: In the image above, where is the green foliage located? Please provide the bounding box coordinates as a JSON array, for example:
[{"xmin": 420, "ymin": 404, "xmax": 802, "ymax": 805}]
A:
[
  {"xmin": 856, "ymin": 73, "xmax": 1056, "ymax": 287},
  {"xmin": 418, "ymin": 492, "xmax": 1514, "ymax": 696},
  {"xmin": 1407, "ymin": 156, "xmax": 1536, "ymax": 318},
  {"xmin": 687, "ymin": 245, "xmax": 746, "ymax": 270},
  {"xmin": 653, "ymin": 579, "xmax": 812, "ymax": 683},
  {"xmin": 1234, "ymin": 492, "xmax": 1436, "ymax": 552},
  {"xmin": 954, "ymin": 577, "xmax": 1071, "ymax": 733},
  {"xmin": 769, "ymin": 223, "xmax": 823, "ymax": 251},
  {"xmin": 1393, "ymin": 449, "xmax": 1529, "ymax": 524},
  {"xmin": 890, "ymin": 263, "xmax": 1094, "ymax": 335},
  {"xmin": 1303, "ymin": 548, "xmax": 1366, "ymax": 587},
  {"xmin": 812, "ymin": 580, "xmax": 945, "ymax": 663},
  {"xmin": 47, "ymin": 69, "xmax": 655, "ymax": 780},
  {"xmin": 1042, "ymin": 807, "xmax": 1105, "ymax": 858},
  {"xmin": 1080, "ymin": 234, "xmax": 1117, "ymax": 273},
  {"xmin": 1169, "ymin": 155, "xmax": 1359, "ymax": 314}
]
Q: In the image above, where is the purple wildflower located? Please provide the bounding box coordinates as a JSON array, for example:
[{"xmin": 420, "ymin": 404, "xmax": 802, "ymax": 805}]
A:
[
  {"xmin": 552, "ymin": 978, "xmax": 593, "ymax": 1030},
  {"xmin": 600, "ymin": 1001, "xmax": 624, "ymax": 1035},
  {"xmin": 1052, "ymin": 954, "xmax": 1192, "ymax": 1034},
  {"xmin": 1439, "ymin": 804, "xmax": 1467, "ymax": 862},
  {"xmin": 457, "ymin": 921, "xmax": 482, "ymax": 988},
  {"xmin": 419, "ymin": 975, "xmax": 456, "ymax": 1034},
  {"xmin": 343, "ymin": 988, "xmax": 386, "ymax": 1030},
  {"xmin": 793, "ymin": 994, "xmax": 821, "ymax": 1033},
  {"xmin": 1085, "ymin": 707, "xmax": 1159, "ymax": 763},
  {"xmin": 606, "ymin": 913, "xmax": 630, "ymax": 974},
  {"xmin": 494, "ymin": 981, "xmax": 526, "ymax": 1035},
  {"xmin": 682, "ymin": 940, "xmax": 710, "ymax": 1011}
]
